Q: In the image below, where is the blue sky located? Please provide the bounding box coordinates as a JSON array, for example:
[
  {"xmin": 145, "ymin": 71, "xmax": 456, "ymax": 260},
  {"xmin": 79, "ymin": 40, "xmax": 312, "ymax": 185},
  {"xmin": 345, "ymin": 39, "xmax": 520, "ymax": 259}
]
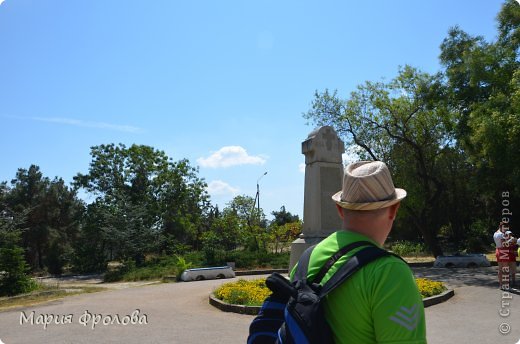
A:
[{"xmin": 0, "ymin": 0, "xmax": 504, "ymax": 218}]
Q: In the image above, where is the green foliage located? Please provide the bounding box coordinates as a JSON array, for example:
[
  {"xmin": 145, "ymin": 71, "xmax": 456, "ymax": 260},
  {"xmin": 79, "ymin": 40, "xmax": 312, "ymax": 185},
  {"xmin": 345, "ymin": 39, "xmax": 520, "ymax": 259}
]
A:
[
  {"xmin": 390, "ymin": 241, "xmax": 427, "ymax": 257},
  {"xmin": 4, "ymin": 165, "xmax": 83, "ymax": 271},
  {"xmin": 103, "ymin": 254, "xmax": 196, "ymax": 282},
  {"xmin": 305, "ymin": 67, "xmax": 455, "ymax": 256},
  {"xmin": 45, "ymin": 240, "xmax": 71, "ymax": 275},
  {"xmin": 71, "ymin": 206, "xmax": 108, "ymax": 273},
  {"xmin": 268, "ymin": 221, "xmax": 302, "ymax": 253},
  {"xmin": 304, "ymin": 1, "xmax": 520, "ymax": 256},
  {"xmin": 463, "ymin": 219, "xmax": 495, "ymax": 253},
  {"xmin": 201, "ymin": 230, "xmax": 225, "ymax": 265},
  {"xmin": 439, "ymin": 0, "xmax": 520, "ymax": 211},
  {"xmin": 271, "ymin": 206, "xmax": 300, "ymax": 227},
  {"xmin": 73, "ymin": 143, "xmax": 210, "ymax": 269},
  {"xmin": 0, "ymin": 246, "xmax": 38, "ymax": 296},
  {"xmin": 219, "ymin": 250, "xmax": 290, "ymax": 269},
  {"xmin": 174, "ymin": 255, "xmax": 192, "ymax": 280},
  {"xmin": 103, "ymin": 259, "xmax": 137, "ymax": 282}
]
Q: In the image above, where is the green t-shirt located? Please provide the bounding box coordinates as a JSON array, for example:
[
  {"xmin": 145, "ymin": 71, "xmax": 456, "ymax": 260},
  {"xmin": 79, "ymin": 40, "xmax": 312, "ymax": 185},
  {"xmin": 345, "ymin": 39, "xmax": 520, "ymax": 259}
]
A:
[{"xmin": 291, "ymin": 231, "xmax": 426, "ymax": 344}]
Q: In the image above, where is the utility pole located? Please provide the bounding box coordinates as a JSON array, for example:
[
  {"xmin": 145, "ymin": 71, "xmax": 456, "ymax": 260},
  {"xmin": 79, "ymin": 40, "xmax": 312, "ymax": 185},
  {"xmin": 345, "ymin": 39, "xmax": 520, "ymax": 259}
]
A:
[{"xmin": 250, "ymin": 171, "xmax": 267, "ymax": 225}]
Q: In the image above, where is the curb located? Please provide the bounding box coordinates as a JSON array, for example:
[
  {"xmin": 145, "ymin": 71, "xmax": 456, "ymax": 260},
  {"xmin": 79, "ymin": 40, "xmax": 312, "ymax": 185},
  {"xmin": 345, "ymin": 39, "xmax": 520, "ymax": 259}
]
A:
[
  {"xmin": 422, "ymin": 288, "xmax": 455, "ymax": 307},
  {"xmin": 209, "ymin": 287, "xmax": 455, "ymax": 315},
  {"xmin": 209, "ymin": 293, "xmax": 260, "ymax": 315}
]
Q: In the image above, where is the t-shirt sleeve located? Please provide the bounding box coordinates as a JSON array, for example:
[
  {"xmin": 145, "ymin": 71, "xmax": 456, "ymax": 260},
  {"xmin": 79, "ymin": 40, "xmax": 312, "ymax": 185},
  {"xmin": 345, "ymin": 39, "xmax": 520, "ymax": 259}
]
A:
[{"xmin": 369, "ymin": 259, "xmax": 427, "ymax": 344}]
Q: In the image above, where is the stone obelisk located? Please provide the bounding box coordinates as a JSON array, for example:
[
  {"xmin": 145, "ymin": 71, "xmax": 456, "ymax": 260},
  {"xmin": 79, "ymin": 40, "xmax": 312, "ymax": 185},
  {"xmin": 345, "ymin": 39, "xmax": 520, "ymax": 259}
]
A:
[{"xmin": 289, "ymin": 126, "xmax": 345, "ymax": 270}]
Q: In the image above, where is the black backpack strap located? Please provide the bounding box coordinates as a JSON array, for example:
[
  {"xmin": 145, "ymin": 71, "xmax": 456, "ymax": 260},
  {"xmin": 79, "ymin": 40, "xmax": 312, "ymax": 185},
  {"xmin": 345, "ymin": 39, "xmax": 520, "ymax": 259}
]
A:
[
  {"xmin": 293, "ymin": 244, "xmax": 316, "ymax": 283},
  {"xmin": 312, "ymin": 240, "xmax": 376, "ymax": 284},
  {"xmin": 293, "ymin": 241, "xmax": 403, "ymax": 287},
  {"xmin": 319, "ymin": 245, "xmax": 390, "ymax": 297}
]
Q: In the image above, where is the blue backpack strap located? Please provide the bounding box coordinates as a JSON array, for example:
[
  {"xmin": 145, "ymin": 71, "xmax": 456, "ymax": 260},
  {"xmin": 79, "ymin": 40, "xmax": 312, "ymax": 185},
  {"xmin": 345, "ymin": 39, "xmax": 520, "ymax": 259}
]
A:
[{"xmin": 318, "ymin": 245, "xmax": 389, "ymax": 297}]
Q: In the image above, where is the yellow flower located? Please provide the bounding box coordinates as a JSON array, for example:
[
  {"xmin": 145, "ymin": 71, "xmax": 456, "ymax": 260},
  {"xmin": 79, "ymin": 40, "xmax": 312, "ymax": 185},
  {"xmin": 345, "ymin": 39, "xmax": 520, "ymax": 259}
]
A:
[
  {"xmin": 215, "ymin": 277, "xmax": 446, "ymax": 306},
  {"xmin": 214, "ymin": 279, "xmax": 271, "ymax": 306},
  {"xmin": 415, "ymin": 278, "xmax": 446, "ymax": 298}
]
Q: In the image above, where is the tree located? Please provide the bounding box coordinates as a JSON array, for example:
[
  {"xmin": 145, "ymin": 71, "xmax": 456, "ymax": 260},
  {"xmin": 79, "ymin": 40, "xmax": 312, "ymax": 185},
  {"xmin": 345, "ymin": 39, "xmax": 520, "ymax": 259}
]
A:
[
  {"xmin": 5, "ymin": 165, "xmax": 83, "ymax": 272},
  {"xmin": 268, "ymin": 220, "xmax": 302, "ymax": 253},
  {"xmin": 304, "ymin": 66, "xmax": 460, "ymax": 256},
  {"xmin": 74, "ymin": 143, "xmax": 209, "ymax": 267},
  {"xmin": 439, "ymin": 0, "xmax": 520, "ymax": 216},
  {"xmin": 0, "ymin": 246, "xmax": 36, "ymax": 296},
  {"xmin": 271, "ymin": 206, "xmax": 300, "ymax": 227},
  {"xmin": 0, "ymin": 186, "xmax": 36, "ymax": 296}
]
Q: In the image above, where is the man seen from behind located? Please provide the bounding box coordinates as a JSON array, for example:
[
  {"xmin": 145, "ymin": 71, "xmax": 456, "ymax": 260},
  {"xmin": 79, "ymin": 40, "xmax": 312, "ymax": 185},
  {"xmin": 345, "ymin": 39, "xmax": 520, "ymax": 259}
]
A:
[{"xmin": 298, "ymin": 161, "xmax": 426, "ymax": 343}]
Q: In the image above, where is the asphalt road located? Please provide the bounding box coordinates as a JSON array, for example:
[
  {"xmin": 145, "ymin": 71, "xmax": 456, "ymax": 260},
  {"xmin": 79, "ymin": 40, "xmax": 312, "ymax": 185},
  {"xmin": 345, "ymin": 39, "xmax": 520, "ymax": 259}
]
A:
[{"xmin": 0, "ymin": 267, "xmax": 519, "ymax": 344}]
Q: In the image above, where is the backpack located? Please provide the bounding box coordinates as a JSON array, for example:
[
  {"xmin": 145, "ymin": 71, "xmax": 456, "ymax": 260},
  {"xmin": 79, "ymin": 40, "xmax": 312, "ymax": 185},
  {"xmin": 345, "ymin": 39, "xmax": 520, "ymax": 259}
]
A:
[{"xmin": 247, "ymin": 241, "xmax": 397, "ymax": 344}]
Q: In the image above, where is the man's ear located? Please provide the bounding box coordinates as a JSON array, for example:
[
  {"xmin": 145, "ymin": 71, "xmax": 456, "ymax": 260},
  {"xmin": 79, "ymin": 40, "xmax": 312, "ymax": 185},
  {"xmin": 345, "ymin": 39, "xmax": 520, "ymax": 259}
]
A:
[
  {"xmin": 336, "ymin": 204, "xmax": 345, "ymax": 220},
  {"xmin": 388, "ymin": 202, "xmax": 400, "ymax": 220}
]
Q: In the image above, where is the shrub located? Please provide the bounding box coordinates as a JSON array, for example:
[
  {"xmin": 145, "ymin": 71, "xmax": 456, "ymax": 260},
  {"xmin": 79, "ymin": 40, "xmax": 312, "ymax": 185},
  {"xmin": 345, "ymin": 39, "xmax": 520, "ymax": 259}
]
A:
[
  {"xmin": 0, "ymin": 247, "xmax": 38, "ymax": 296},
  {"xmin": 174, "ymin": 255, "xmax": 192, "ymax": 280},
  {"xmin": 222, "ymin": 250, "xmax": 290, "ymax": 269},
  {"xmin": 390, "ymin": 241, "xmax": 427, "ymax": 256},
  {"xmin": 464, "ymin": 219, "xmax": 494, "ymax": 253},
  {"xmin": 103, "ymin": 255, "xmax": 195, "ymax": 282},
  {"xmin": 103, "ymin": 259, "xmax": 136, "ymax": 282}
]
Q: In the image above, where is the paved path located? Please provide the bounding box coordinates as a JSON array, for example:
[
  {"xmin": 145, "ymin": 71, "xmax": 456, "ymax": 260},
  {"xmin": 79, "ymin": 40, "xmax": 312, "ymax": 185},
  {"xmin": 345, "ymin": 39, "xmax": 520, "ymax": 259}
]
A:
[
  {"xmin": 415, "ymin": 267, "xmax": 520, "ymax": 344},
  {"xmin": 0, "ymin": 268, "xmax": 519, "ymax": 343}
]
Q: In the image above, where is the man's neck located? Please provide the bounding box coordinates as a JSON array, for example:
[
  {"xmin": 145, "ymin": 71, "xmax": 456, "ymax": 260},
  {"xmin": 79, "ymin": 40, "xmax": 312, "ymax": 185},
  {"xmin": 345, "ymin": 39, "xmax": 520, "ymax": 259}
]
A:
[{"xmin": 343, "ymin": 226, "xmax": 388, "ymax": 246}]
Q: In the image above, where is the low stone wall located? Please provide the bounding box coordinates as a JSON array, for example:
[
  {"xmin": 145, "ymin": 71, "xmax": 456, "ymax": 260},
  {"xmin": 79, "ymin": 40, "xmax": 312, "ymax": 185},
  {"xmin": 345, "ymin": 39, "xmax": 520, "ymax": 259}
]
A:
[
  {"xmin": 209, "ymin": 293, "xmax": 260, "ymax": 315},
  {"xmin": 422, "ymin": 288, "xmax": 455, "ymax": 307}
]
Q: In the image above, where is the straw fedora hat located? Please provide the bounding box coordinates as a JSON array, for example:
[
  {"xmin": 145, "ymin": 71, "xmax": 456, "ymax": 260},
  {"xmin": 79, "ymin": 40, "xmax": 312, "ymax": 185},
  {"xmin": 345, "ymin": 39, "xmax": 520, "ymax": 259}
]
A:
[{"xmin": 332, "ymin": 161, "xmax": 406, "ymax": 211}]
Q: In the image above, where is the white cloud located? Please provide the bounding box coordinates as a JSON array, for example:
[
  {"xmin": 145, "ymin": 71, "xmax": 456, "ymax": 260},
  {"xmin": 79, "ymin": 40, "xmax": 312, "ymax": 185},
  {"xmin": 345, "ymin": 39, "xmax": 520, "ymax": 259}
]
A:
[
  {"xmin": 299, "ymin": 163, "xmax": 305, "ymax": 173},
  {"xmin": 206, "ymin": 180, "xmax": 239, "ymax": 197},
  {"xmin": 197, "ymin": 146, "xmax": 267, "ymax": 168},
  {"xmin": 30, "ymin": 117, "xmax": 142, "ymax": 133},
  {"xmin": 0, "ymin": 0, "xmax": 5, "ymax": 6}
]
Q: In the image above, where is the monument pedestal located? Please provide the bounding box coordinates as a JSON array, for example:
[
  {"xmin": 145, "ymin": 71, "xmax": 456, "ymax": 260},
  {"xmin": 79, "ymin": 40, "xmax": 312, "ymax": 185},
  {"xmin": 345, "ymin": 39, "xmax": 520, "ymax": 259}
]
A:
[{"xmin": 289, "ymin": 235, "xmax": 326, "ymax": 271}]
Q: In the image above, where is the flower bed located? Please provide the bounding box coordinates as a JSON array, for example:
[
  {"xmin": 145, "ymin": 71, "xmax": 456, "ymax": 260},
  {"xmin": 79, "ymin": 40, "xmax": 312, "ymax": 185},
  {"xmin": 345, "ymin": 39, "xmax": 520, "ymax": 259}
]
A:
[
  {"xmin": 214, "ymin": 277, "xmax": 446, "ymax": 307},
  {"xmin": 415, "ymin": 278, "xmax": 446, "ymax": 297},
  {"xmin": 214, "ymin": 279, "xmax": 270, "ymax": 306}
]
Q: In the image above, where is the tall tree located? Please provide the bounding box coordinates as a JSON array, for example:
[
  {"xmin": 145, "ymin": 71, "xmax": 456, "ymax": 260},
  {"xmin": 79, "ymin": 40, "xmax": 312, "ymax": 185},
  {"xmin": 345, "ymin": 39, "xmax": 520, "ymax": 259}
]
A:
[
  {"xmin": 439, "ymin": 0, "xmax": 520, "ymax": 216},
  {"xmin": 271, "ymin": 206, "xmax": 300, "ymax": 227},
  {"xmin": 304, "ymin": 66, "xmax": 460, "ymax": 256},
  {"xmin": 74, "ymin": 143, "xmax": 209, "ymax": 265},
  {"xmin": 6, "ymin": 165, "xmax": 83, "ymax": 272}
]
